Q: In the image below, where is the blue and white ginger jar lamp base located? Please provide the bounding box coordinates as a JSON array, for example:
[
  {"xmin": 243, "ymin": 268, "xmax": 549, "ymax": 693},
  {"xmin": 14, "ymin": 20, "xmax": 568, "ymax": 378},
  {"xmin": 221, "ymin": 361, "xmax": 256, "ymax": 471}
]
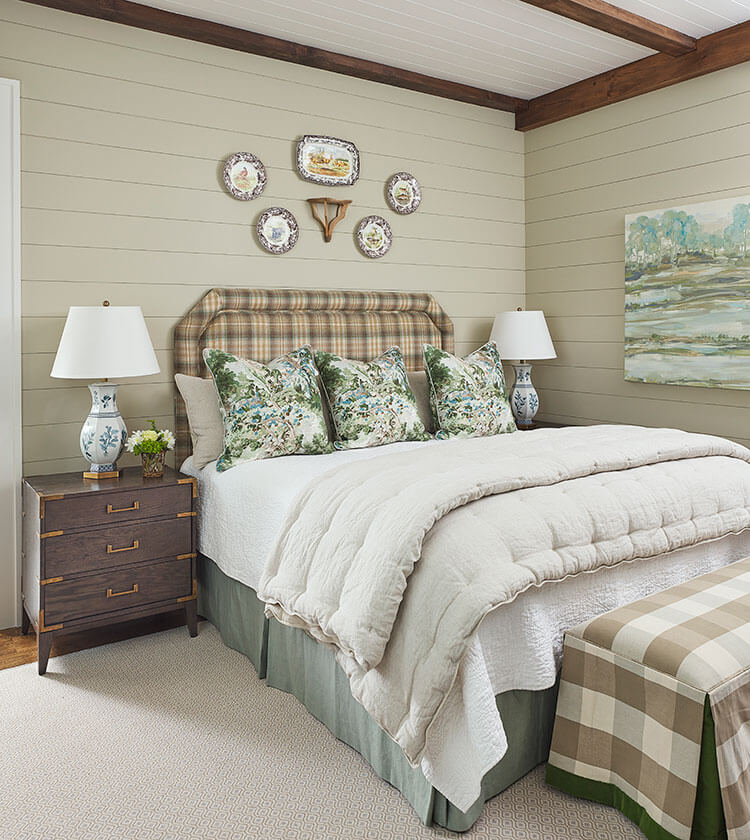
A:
[
  {"xmin": 510, "ymin": 363, "xmax": 540, "ymax": 429},
  {"xmin": 80, "ymin": 382, "xmax": 127, "ymax": 479}
]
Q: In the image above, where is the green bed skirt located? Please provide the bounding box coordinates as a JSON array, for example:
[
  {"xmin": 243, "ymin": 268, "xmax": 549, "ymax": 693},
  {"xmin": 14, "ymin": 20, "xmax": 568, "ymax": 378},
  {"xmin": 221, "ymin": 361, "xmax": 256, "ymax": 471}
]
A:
[{"xmin": 198, "ymin": 555, "xmax": 558, "ymax": 832}]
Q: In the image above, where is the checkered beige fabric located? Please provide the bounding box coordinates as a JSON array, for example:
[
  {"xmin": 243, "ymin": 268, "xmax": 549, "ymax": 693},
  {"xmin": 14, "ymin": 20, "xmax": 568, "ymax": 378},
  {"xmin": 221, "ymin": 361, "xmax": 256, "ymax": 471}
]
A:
[
  {"xmin": 549, "ymin": 556, "xmax": 750, "ymax": 840},
  {"xmin": 173, "ymin": 288, "xmax": 454, "ymax": 466}
]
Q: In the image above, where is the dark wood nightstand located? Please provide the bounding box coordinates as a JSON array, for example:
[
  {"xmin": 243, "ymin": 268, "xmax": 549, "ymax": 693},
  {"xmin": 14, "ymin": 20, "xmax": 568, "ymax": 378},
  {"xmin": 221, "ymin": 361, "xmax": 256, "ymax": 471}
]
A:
[{"xmin": 21, "ymin": 466, "xmax": 198, "ymax": 675}]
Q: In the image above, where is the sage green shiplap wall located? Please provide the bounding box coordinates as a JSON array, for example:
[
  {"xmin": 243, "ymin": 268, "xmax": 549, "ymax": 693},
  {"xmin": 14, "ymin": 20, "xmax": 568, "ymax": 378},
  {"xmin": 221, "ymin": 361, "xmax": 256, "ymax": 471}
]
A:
[
  {"xmin": 0, "ymin": 0, "xmax": 524, "ymax": 475},
  {"xmin": 525, "ymin": 63, "xmax": 750, "ymax": 449}
]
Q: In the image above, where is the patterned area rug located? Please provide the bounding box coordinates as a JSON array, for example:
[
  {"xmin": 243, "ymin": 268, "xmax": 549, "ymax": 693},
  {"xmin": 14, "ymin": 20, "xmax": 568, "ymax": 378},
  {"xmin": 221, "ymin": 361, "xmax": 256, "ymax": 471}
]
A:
[{"xmin": 1, "ymin": 625, "xmax": 644, "ymax": 839}]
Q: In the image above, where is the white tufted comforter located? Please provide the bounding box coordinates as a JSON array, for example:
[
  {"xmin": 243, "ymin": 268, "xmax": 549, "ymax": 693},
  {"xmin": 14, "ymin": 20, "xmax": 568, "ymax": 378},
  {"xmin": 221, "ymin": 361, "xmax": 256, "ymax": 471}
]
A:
[{"xmin": 259, "ymin": 426, "xmax": 750, "ymax": 800}]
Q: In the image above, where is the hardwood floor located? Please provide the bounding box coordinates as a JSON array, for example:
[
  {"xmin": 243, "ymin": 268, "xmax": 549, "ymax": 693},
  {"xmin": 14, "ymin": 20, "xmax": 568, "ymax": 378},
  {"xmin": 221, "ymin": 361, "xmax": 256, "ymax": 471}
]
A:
[{"xmin": 0, "ymin": 609, "xmax": 195, "ymax": 671}]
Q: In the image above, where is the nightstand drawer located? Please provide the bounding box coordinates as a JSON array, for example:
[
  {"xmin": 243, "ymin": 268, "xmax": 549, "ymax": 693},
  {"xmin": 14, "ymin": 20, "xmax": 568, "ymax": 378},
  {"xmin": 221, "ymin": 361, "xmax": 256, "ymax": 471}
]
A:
[
  {"xmin": 43, "ymin": 483, "xmax": 193, "ymax": 532},
  {"xmin": 43, "ymin": 556, "xmax": 193, "ymax": 625},
  {"xmin": 44, "ymin": 517, "xmax": 193, "ymax": 577}
]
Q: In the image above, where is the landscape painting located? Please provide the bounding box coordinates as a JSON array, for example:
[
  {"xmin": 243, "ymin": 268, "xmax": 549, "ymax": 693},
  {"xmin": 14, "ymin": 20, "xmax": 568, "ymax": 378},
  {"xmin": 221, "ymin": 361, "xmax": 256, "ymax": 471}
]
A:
[{"xmin": 625, "ymin": 195, "xmax": 750, "ymax": 390}]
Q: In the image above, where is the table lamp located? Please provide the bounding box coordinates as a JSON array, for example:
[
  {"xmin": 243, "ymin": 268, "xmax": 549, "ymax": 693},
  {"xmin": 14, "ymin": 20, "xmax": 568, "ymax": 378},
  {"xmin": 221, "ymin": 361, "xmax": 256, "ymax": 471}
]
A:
[
  {"xmin": 490, "ymin": 309, "xmax": 556, "ymax": 429},
  {"xmin": 51, "ymin": 302, "xmax": 160, "ymax": 479}
]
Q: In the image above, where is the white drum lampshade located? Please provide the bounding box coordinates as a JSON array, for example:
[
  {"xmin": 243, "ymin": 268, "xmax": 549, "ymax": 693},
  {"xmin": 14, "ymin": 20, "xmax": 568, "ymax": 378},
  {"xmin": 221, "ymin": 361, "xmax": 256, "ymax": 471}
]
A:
[
  {"xmin": 51, "ymin": 304, "xmax": 160, "ymax": 479},
  {"xmin": 490, "ymin": 310, "xmax": 556, "ymax": 363},
  {"xmin": 490, "ymin": 310, "xmax": 556, "ymax": 429}
]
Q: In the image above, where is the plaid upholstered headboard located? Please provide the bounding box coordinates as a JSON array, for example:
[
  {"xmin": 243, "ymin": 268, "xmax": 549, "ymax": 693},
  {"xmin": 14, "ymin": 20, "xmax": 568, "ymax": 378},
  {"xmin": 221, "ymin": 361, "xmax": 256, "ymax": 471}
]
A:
[{"xmin": 173, "ymin": 288, "xmax": 454, "ymax": 466}]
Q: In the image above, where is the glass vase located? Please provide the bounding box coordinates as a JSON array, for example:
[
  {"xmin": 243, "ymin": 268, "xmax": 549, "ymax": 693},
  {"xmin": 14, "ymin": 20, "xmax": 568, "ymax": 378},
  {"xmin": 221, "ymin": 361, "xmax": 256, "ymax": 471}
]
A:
[{"xmin": 141, "ymin": 450, "xmax": 166, "ymax": 478}]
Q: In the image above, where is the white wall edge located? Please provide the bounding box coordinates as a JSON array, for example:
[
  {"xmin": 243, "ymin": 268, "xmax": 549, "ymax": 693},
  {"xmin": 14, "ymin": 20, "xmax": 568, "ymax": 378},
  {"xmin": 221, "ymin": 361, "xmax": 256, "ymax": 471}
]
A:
[{"xmin": 0, "ymin": 77, "xmax": 22, "ymax": 630}]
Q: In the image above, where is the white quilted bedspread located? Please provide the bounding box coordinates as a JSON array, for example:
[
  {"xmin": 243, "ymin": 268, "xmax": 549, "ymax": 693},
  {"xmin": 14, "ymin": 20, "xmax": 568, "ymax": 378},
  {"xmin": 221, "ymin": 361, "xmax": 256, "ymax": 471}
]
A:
[{"xmin": 259, "ymin": 426, "xmax": 750, "ymax": 794}]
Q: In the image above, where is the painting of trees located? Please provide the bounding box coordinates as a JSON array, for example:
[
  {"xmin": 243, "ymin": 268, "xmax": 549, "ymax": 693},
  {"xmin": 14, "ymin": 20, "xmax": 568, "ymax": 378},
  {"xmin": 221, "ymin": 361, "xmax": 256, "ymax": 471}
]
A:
[
  {"xmin": 624, "ymin": 195, "xmax": 750, "ymax": 391},
  {"xmin": 625, "ymin": 198, "xmax": 750, "ymax": 270}
]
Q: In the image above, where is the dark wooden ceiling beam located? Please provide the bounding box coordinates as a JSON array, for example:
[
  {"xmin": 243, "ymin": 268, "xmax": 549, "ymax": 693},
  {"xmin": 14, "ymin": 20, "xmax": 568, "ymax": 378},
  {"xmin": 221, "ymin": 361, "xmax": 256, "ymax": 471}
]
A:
[
  {"xmin": 17, "ymin": 0, "xmax": 524, "ymax": 112},
  {"xmin": 518, "ymin": 0, "xmax": 696, "ymax": 56},
  {"xmin": 516, "ymin": 19, "xmax": 750, "ymax": 131}
]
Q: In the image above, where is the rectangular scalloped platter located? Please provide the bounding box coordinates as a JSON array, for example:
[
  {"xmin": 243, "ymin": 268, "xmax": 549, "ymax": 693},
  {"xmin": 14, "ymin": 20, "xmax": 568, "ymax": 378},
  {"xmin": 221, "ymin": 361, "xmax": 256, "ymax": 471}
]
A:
[{"xmin": 296, "ymin": 135, "xmax": 360, "ymax": 187}]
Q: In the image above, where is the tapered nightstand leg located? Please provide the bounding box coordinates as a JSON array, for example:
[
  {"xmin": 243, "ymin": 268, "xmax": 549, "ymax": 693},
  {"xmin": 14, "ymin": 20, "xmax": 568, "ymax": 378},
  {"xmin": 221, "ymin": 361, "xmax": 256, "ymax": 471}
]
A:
[
  {"xmin": 21, "ymin": 606, "xmax": 30, "ymax": 635},
  {"xmin": 38, "ymin": 633, "xmax": 53, "ymax": 676},
  {"xmin": 185, "ymin": 601, "xmax": 198, "ymax": 638}
]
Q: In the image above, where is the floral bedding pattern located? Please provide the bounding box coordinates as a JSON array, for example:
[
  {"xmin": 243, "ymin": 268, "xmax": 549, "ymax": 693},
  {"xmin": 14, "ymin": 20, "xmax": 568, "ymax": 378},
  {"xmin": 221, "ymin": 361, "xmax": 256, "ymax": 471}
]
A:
[
  {"xmin": 423, "ymin": 341, "xmax": 516, "ymax": 439},
  {"xmin": 315, "ymin": 347, "xmax": 429, "ymax": 449},
  {"xmin": 203, "ymin": 345, "xmax": 332, "ymax": 470}
]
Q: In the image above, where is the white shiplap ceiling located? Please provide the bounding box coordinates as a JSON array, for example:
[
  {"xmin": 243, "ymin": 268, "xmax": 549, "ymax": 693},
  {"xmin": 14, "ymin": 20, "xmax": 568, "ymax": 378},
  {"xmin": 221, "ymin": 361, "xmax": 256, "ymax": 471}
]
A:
[{"xmin": 142, "ymin": 0, "xmax": 750, "ymax": 99}]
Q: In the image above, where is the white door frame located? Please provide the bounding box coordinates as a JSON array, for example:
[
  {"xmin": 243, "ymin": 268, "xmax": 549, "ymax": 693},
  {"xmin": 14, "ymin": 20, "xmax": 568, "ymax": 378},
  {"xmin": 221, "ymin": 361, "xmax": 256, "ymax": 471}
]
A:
[{"xmin": 0, "ymin": 78, "xmax": 22, "ymax": 630}]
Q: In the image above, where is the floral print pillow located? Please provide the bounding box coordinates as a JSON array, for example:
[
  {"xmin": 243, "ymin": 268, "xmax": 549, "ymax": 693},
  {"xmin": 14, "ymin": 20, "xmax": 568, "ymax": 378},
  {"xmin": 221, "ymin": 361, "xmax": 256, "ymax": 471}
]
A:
[
  {"xmin": 203, "ymin": 346, "xmax": 333, "ymax": 471},
  {"xmin": 423, "ymin": 341, "xmax": 517, "ymax": 439},
  {"xmin": 315, "ymin": 347, "xmax": 430, "ymax": 450}
]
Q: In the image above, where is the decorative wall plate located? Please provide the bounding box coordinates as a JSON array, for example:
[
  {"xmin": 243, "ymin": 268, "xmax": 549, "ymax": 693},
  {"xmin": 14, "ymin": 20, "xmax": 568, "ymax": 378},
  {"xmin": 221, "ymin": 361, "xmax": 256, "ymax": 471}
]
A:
[
  {"xmin": 223, "ymin": 152, "xmax": 267, "ymax": 200},
  {"xmin": 356, "ymin": 215, "xmax": 392, "ymax": 258},
  {"xmin": 296, "ymin": 135, "xmax": 360, "ymax": 186},
  {"xmin": 386, "ymin": 172, "xmax": 421, "ymax": 214},
  {"xmin": 256, "ymin": 207, "xmax": 299, "ymax": 254}
]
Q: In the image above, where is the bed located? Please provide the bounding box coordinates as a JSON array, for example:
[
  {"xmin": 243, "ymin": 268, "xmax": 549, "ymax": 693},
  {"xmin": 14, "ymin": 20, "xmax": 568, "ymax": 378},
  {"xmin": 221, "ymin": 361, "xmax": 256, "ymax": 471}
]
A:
[{"xmin": 175, "ymin": 287, "xmax": 750, "ymax": 832}]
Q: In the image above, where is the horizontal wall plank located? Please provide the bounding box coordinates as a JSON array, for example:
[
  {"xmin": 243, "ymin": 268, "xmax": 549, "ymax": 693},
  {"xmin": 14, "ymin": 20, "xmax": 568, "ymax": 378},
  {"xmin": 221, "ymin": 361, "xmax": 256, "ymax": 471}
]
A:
[
  {"xmin": 21, "ymin": 248, "xmax": 524, "ymax": 295},
  {"xmin": 533, "ymin": 365, "xmax": 750, "ymax": 410},
  {"xmin": 23, "ymin": 382, "xmax": 175, "ymax": 426},
  {"xmin": 21, "ymin": 209, "xmax": 525, "ymax": 271},
  {"xmin": 21, "ymin": 281, "xmax": 521, "ymax": 320},
  {"xmin": 20, "ymin": 174, "xmax": 526, "ymax": 246},
  {"xmin": 545, "ymin": 315, "xmax": 623, "ymax": 344},
  {"xmin": 538, "ymin": 340, "xmax": 624, "ymax": 369},
  {"xmin": 19, "ymin": 140, "xmax": 524, "ymax": 224},
  {"xmin": 537, "ymin": 390, "xmax": 748, "ymax": 442},
  {"xmin": 3, "ymin": 60, "xmax": 518, "ymax": 180},
  {"xmin": 23, "ymin": 351, "xmax": 174, "ymax": 391},
  {"xmin": 0, "ymin": 18, "xmax": 520, "ymax": 152},
  {"xmin": 18, "ymin": 102, "xmax": 523, "ymax": 199},
  {"xmin": 526, "ymin": 288, "xmax": 624, "ymax": 317},
  {"xmin": 526, "ymin": 88, "xmax": 750, "ymax": 176},
  {"xmin": 526, "ymin": 236, "xmax": 621, "ymax": 271},
  {"xmin": 526, "ymin": 123, "xmax": 750, "ymax": 201},
  {"xmin": 22, "ymin": 316, "xmax": 176, "ymax": 354},
  {"xmin": 23, "ymin": 414, "xmax": 174, "ymax": 463},
  {"xmin": 526, "ymin": 156, "xmax": 750, "ymax": 223},
  {"xmin": 525, "ymin": 264, "xmax": 624, "ymax": 293},
  {"xmin": 526, "ymin": 186, "xmax": 750, "ymax": 246}
]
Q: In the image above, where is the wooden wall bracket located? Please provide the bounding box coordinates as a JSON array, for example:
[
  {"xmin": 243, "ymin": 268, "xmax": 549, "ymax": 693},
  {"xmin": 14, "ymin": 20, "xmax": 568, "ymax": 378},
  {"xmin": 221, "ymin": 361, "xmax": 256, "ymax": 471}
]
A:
[{"xmin": 307, "ymin": 198, "xmax": 352, "ymax": 242}]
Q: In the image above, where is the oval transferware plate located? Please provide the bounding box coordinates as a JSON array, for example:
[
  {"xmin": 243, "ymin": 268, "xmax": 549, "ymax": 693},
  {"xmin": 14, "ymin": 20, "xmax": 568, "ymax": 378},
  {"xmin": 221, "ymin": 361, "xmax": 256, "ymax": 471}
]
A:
[
  {"xmin": 386, "ymin": 172, "xmax": 421, "ymax": 214},
  {"xmin": 356, "ymin": 215, "xmax": 392, "ymax": 258},
  {"xmin": 223, "ymin": 152, "xmax": 267, "ymax": 200},
  {"xmin": 256, "ymin": 207, "xmax": 299, "ymax": 254}
]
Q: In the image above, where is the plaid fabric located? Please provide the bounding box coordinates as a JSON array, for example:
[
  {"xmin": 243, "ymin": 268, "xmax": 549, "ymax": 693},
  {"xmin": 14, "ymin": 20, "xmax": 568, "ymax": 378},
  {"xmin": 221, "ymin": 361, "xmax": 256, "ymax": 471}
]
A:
[
  {"xmin": 173, "ymin": 288, "xmax": 454, "ymax": 466},
  {"xmin": 549, "ymin": 556, "xmax": 750, "ymax": 840}
]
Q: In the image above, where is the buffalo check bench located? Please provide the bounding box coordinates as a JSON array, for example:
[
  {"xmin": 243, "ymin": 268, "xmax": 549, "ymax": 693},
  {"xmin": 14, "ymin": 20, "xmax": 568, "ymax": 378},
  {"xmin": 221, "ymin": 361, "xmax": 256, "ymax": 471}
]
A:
[{"xmin": 547, "ymin": 556, "xmax": 750, "ymax": 840}]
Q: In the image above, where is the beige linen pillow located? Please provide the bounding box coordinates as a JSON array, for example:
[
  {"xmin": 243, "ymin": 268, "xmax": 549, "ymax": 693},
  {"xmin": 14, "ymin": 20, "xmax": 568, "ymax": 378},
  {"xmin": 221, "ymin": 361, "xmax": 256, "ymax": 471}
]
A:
[
  {"xmin": 174, "ymin": 373, "xmax": 224, "ymax": 470},
  {"xmin": 406, "ymin": 370, "xmax": 435, "ymax": 434}
]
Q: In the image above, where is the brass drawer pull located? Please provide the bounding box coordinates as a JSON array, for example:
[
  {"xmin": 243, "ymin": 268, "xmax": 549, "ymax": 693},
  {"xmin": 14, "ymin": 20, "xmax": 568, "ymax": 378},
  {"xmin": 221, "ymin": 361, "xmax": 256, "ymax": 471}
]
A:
[
  {"xmin": 106, "ymin": 583, "xmax": 139, "ymax": 598},
  {"xmin": 107, "ymin": 501, "xmax": 140, "ymax": 514},
  {"xmin": 107, "ymin": 539, "xmax": 140, "ymax": 554}
]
